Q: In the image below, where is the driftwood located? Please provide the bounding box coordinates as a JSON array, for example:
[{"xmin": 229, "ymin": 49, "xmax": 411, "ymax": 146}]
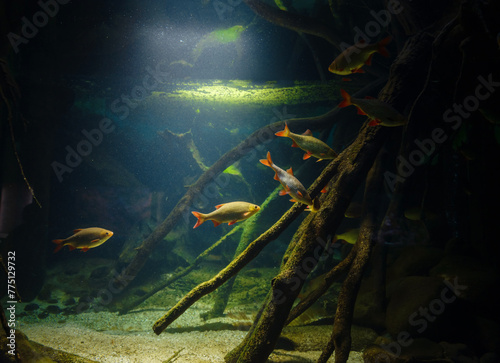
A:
[
  {"xmin": 318, "ymin": 138, "xmax": 385, "ymax": 363},
  {"xmin": 224, "ymin": 120, "xmax": 389, "ymax": 362},
  {"xmin": 117, "ymin": 187, "xmax": 280, "ymax": 314},
  {"xmin": 150, "ymin": 74, "xmax": 406, "ymax": 334},
  {"xmin": 109, "ymin": 71, "xmax": 384, "ymax": 308},
  {"xmin": 202, "ymin": 186, "xmax": 281, "ymax": 320},
  {"xmin": 222, "ymin": 7, "xmax": 442, "ymax": 360}
]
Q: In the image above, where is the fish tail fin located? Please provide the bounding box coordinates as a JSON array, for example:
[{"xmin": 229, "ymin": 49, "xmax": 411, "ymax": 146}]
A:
[
  {"xmin": 275, "ymin": 123, "xmax": 290, "ymax": 137},
  {"xmin": 311, "ymin": 198, "xmax": 321, "ymax": 212},
  {"xmin": 52, "ymin": 239, "xmax": 64, "ymax": 253},
  {"xmin": 338, "ymin": 89, "xmax": 351, "ymax": 108},
  {"xmin": 259, "ymin": 151, "xmax": 272, "ymax": 167},
  {"xmin": 377, "ymin": 36, "xmax": 392, "ymax": 57},
  {"xmin": 191, "ymin": 211, "xmax": 206, "ymax": 228}
]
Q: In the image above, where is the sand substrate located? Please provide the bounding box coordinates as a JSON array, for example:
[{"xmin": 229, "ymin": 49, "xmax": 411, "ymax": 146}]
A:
[{"xmin": 18, "ymin": 308, "xmax": 365, "ymax": 362}]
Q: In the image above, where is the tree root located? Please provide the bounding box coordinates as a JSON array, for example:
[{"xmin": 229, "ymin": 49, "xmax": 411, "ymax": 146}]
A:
[
  {"xmin": 224, "ymin": 121, "xmax": 389, "ymax": 362},
  {"xmin": 152, "ymin": 132, "xmax": 347, "ymax": 335}
]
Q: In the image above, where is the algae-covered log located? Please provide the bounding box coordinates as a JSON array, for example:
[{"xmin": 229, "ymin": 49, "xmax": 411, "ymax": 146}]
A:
[
  {"xmin": 152, "ymin": 166, "xmax": 333, "ymax": 334},
  {"xmin": 315, "ymin": 28, "xmax": 436, "ymax": 363},
  {"xmin": 224, "ymin": 119, "xmax": 388, "ymax": 362},
  {"xmin": 202, "ymin": 186, "xmax": 281, "ymax": 320},
  {"xmin": 317, "ymin": 144, "xmax": 385, "ymax": 363},
  {"xmin": 224, "ymin": 15, "xmax": 438, "ymax": 361},
  {"xmin": 116, "ymin": 225, "xmax": 241, "ymax": 314}
]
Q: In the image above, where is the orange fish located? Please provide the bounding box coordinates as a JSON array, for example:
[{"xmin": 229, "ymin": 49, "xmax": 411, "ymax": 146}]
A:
[
  {"xmin": 192, "ymin": 201, "xmax": 260, "ymax": 228},
  {"xmin": 328, "ymin": 36, "xmax": 392, "ymax": 75},
  {"xmin": 260, "ymin": 151, "xmax": 320, "ymax": 211},
  {"xmin": 52, "ymin": 227, "xmax": 113, "ymax": 253},
  {"xmin": 338, "ymin": 89, "xmax": 407, "ymax": 127},
  {"xmin": 275, "ymin": 123, "xmax": 338, "ymax": 161}
]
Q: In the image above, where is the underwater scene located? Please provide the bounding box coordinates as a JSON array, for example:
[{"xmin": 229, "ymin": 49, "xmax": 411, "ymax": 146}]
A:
[{"xmin": 1, "ymin": 0, "xmax": 500, "ymax": 362}]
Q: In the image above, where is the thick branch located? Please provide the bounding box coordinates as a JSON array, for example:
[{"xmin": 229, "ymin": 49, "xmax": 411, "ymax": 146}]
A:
[
  {"xmin": 318, "ymin": 147, "xmax": 385, "ymax": 363},
  {"xmin": 320, "ymin": 212, "xmax": 377, "ymax": 363},
  {"xmin": 152, "ymin": 149, "xmax": 341, "ymax": 335},
  {"xmin": 225, "ymin": 121, "xmax": 389, "ymax": 362},
  {"xmin": 285, "ymin": 241, "xmax": 357, "ymax": 326},
  {"xmin": 116, "ymin": 226, "xmax": 241, "ymax": 314}
]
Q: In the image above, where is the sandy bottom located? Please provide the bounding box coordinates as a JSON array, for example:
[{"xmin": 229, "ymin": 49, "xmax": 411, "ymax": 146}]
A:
[{"xmin": 19, "ymin": 307, "xmax": 364, "ymax": 362}]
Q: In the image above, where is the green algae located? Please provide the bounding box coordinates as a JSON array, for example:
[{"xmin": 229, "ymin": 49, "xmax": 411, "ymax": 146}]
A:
[
  {"xmin": 150, "ymin": 80, "xmax": 339, "ymax": 107},
  {"xmin": 210, "ymin": 25, "xmax": 246, "ymax": 44},
  {"xmin": 223, "ymin": 164, "xmax": 243, "ymax": 176}
]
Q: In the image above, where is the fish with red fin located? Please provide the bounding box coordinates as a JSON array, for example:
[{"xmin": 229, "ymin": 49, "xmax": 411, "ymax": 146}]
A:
[
  {"xmin": 275, "ymin": 123, "xmax": 338, "ymax": 161},
  {"xmin": 328, "ymin": 36, "xmax": 392, "ymax": 75},
  {"xmin": 338, "ymin": 89, "xmax": 407, "ymax": 127},
  {"xmin": 192, "ymin": 201, "xmax": 260, "ymax": 228},
  {"xmin": 52, "ymin": 227, "xmax": 114, "ymax": 253},
  {"xmin": 260, "ymin": 151, "xmax": 320, "ymax": 212}
]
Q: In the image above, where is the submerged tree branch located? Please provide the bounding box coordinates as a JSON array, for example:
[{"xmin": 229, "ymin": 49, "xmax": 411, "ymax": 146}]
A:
[
  {"xmin": 285, "ymin": 242, "xmax": 357, "ymax": 326},
  {"xmin": 116, "ymin": 225, "xmax": 241, "ymax": 314},
  {"xmin": 152, "ymin": 152, "xmax": 341, "ymax": 335},
  {"xmin": 318, "ymin": 146, "xmax": 385, "ymax": 363},
  {"xmin": 225, "ymin": 121, "xmax": 389, "ymax": 362}
]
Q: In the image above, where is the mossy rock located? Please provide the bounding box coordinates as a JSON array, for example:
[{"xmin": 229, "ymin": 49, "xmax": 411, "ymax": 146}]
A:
[
  {"xmin": 353, "ymin": 289, "xmax": 386, "ymax": 330},
  {"xmin": 429, "ymin": 254, "xmax": 500, "ymax": 309},
  {"xmin": 385, "ymin": 276, "xmax": 460, "ymax": 339},
  {"xmin": 387, "ymin": 246, "xmax": 444, "ymax": 281},
  {"xmin": 366, "ymin": 337, "xmax": 446, "ymax": 362}
]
